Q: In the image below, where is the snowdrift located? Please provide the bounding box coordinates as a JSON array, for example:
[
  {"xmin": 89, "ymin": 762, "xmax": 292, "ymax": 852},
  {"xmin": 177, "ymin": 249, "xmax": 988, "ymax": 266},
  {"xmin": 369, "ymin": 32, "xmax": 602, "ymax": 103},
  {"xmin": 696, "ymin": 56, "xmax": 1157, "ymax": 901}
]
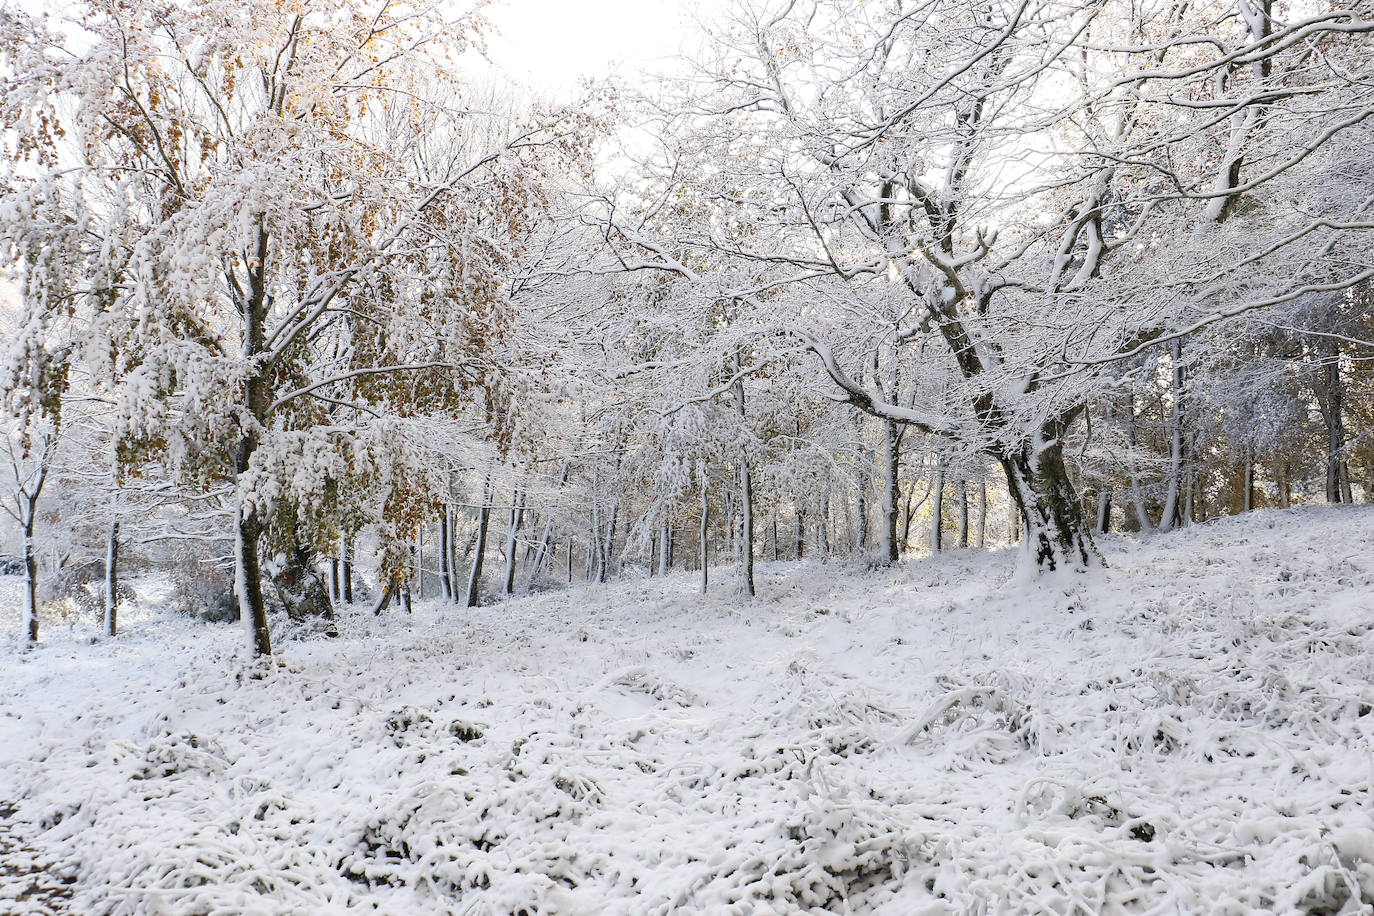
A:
[{"xmin": 2, "ymin": 506, "xmax": 1373, "ymax": 914}]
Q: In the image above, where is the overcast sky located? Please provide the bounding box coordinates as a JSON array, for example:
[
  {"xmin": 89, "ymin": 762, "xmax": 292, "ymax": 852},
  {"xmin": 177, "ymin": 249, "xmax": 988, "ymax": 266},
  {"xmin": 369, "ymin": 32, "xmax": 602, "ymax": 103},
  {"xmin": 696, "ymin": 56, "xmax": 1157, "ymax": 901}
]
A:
[{"xmin": 480, "ymin": 0, "xmax": 718, "ymax": 93}]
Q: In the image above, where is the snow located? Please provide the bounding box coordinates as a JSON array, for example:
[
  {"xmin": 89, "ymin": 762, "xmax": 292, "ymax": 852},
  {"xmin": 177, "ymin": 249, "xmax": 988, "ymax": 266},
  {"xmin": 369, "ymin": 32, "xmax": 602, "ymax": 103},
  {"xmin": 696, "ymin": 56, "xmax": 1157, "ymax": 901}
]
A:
[{"xmin": 2, "ymin": 506, "xmax": 1374, "ymax": 914}]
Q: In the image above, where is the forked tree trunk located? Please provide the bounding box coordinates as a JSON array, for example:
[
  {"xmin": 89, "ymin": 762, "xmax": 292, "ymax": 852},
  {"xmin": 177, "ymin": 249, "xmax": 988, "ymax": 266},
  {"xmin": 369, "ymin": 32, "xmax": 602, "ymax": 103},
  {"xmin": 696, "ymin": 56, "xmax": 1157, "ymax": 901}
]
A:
[{"xmin": 998, "ymin": 438, "xmax": 1100, "ymax": 572}]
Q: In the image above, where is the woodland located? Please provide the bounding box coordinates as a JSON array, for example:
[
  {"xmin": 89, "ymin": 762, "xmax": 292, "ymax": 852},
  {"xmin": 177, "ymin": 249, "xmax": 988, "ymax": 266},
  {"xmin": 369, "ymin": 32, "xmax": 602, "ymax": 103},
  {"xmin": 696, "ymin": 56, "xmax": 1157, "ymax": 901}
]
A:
[{"xmin": 0, "ymin": 0, "xmax": 1373, "ymax": 911}]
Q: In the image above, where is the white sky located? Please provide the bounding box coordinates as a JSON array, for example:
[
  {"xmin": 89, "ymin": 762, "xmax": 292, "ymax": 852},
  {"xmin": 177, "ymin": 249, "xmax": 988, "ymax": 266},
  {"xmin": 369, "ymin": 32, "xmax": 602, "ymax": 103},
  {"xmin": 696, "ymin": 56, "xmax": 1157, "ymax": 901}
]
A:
[{"xmin": 480, "ymin": 0, "xmax": 718, "ymax": 94}]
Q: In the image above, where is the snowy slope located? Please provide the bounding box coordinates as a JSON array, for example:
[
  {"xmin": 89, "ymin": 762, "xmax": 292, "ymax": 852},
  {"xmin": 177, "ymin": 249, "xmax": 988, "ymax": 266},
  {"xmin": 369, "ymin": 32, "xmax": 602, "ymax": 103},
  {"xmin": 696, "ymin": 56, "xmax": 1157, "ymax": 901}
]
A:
[{"xmin": 2, "ymin": 506, "xmax": 1373, "ymax": 915}]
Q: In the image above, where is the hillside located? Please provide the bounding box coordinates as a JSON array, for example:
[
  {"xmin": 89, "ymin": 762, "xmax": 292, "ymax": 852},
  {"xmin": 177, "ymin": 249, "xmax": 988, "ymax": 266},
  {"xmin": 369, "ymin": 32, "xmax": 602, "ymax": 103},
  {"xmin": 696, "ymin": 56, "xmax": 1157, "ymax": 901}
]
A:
[{"xmin": 3, "ymin": 506, "xmax": 1374, "ymax": 914}]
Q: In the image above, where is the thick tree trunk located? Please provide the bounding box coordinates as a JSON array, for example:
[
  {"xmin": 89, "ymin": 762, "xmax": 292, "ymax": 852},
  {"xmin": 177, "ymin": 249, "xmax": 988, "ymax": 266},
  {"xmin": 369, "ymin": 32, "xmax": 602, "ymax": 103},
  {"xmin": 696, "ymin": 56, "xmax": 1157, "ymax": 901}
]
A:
[
  {"xmin": 276, "ymin": 544, "xmax": 335, "ymax": 624},
  {"xmin": 1095, "ymin": 488, "xmax": 1112, "ymax": 534},
  {"xmin": 999, "ymin": 438, "xmax": 1100, "ymax": 571},
  {"xmin": 1242, "ymin": 452, "xmax": 1255, "ymax": 513},
  {"xmin": 234, "ymin": 506, "xmax": 271, "ymax": 656},
  {"xmin": 466, "ymin": 476, "xmax": 491, "ymax": 607},
  {"xmin": 104, "ymin": 517, "xmax": 119, "ymax": 638},
  {"xmin": 234, "ymin": 221, "xmax": 273, "ymax": 657}
]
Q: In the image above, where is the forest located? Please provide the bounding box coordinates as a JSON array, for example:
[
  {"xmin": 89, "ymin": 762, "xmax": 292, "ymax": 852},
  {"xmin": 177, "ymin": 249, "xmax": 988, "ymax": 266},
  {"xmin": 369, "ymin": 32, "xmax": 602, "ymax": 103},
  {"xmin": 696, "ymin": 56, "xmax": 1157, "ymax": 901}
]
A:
[{"xmin": 1, "ymin": 0, "xmax": 1373, "ymax": 912}]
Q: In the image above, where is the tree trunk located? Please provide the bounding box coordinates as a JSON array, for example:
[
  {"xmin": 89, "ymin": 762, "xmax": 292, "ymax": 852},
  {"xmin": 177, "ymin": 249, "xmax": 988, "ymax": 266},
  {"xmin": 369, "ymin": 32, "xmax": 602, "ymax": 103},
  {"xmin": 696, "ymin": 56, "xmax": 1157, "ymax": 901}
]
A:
[
  {"xmin": 439, "ymin": 509, "xmax": 453, "ymax": 600},
  {"xmin": 1095, "ymin": 488, "xmax": 1112, "ymax": 534},
  {"xmin": 880, "ymin": 420, "xmax": 900, "ymax": 564},
  {"xmin": 733, "ymin": 361, "xmax": 755, "ymax": 597},
  {"xmin": 658, "ymin": 523, "xmax": 671, "ymax": 577},
  {"xmin": 234, "ymin": 506, "xmax": 271, "ymax": 656},
  {"xmin": 341, "ymin": 540, "xmax": 354, "ymax": 604},
  {"xmin": 1124, "ymin": 390, "xmax": 1153, "ymax": 531},
  {"xmin": 1159, "ymin": 339, "xmax": 1187, "ymax": 530},
  {"xmin": 999, "ymin": 437, "xmax": 1100, "ymax": 571},
  {"xmin": 1320, "ymin": 339, "xmax": 1348, "ymax": 503},
  {"xmin": 737, "ymin": 455, "xmax": 755, "ymax": 596},
  {"xmin": 1242, "ymin": 451, "xmax": 1255, "ymax": 513},
  {"xmin": 958, "ymin": 479, "xmax": 969, "ymax": 549},
  {"xmin": 700, "ymin": 475, "xmax": 710, "ymax": 594},
  {"xmin": 466, "ymin": 476, "xmax": 491, "ymax": 607},
  {"xmin": 503, "ymin": 487, "xmax": 524, "ymax": 595},
  {"xmin": 21, "ymin": 513, "xmax": 38, "ymax": 647},
  {"xmin": 104, "ymin": 517, "xmax": 119, "ymax": 638},
  {"xmin": 976, "ymin": 476, "xmax": 988, "ymax": 548},
  {"xmin": 931, "ymin": 462, "xmax": 944, "ymax": 553},
  {"xmin": 275, "ymin": 543, "xmax": 335, "ymax": 624},
  {"xmin": 818, "ymin": 490, "xmax": 831, "ymax": 556},
  {"xmin": 234, "ymin": 221, "xmax": 273, "ymax": 657},
  {"xmin": 372, "ymin": 580, "xmax": 393, "ymax": 616}
]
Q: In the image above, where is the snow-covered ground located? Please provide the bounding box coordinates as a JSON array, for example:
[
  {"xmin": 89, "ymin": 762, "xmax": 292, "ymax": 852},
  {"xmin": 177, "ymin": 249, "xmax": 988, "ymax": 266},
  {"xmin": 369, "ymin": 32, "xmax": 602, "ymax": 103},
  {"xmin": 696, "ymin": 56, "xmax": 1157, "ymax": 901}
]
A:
[{"xmin": 2, "ymin": 506, "xmax": 1373, "ymax": 914}]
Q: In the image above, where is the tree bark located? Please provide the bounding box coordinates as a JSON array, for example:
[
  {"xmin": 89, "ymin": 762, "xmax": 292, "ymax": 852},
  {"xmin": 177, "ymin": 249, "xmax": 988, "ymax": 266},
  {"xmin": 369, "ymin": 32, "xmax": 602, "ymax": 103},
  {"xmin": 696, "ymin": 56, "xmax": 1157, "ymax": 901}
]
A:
[
  {"xmin": 958, "ymin": 479, "xmax": 970, "ymax": 548},
  {"xmin": 880, "ymin": 420, "xmax": 900, "ymax": 564},
  {"xmin": 341, "ymin": 540, "xmax": 354, "ymax": 604},
  {"xmin": 466, "ymin": 476, "xmax": 491, "ymax": 607},
  {"xmin": 1318, "ymin": 338, "xmax": 1348, "ymax": 503},
  {"xmin": 21, "ymin": 513, "xmax": 38, "ymax": 647},
  {"xmin": 1159, "ymin": 338, "xmax": 1187, "ymax": 530},
  {"xmin": 700, "ymin": 474, "xmax": 710, "ymax": 594},
  {"xmin": 976, "ymin": 476, "xmax": 988, "ymax": 548},
  {"xmin": 999, "ymin": 437, "xmax": 1100, "ymax": 571},
  {"xmin": 503, "ymin": 487, "xmax": 524, "ymax": 595},
  {"xmin": 930, "ymin": 462, "xmax": 944, "ymax": 553},
  {"xmin": 439, "ymin": 509, "xmax": 453, "ymax": 600},
  {"xmin": 104, "ymin": 517, "xmax": 119, "ymax": 638},
  {"xmin": 233, "ymin": 220, "xmax": 273, "ymax": 657}
]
